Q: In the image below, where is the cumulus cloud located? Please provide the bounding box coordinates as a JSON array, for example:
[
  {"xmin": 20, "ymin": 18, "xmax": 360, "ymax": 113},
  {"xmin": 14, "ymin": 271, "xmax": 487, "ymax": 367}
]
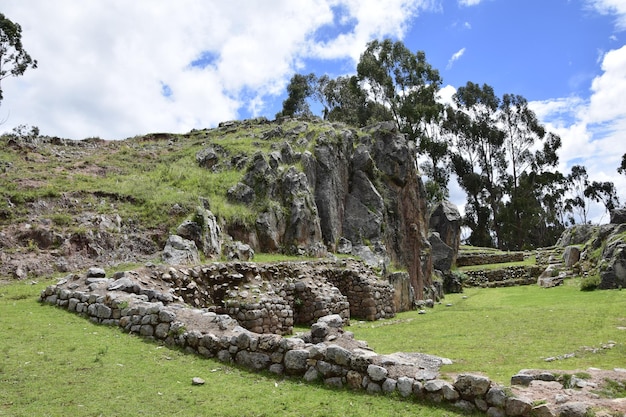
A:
[
  {"xmin": 0, "ymin": 0, "xmax": 430, "ymax": 140},
  {"xmin": 587, "ymin": 0, "xmax": 626, "ymax": 30},
  {"xmin": 458, "ymin": 0, "xmax": 484, "ymax": 6},
  {"xmin": 530, "ymin": 44, "xmax": 626, "ymax": 222},
  {"xmin": 446, "ymin": 47, "xmax": 466, "ymax": 69}
]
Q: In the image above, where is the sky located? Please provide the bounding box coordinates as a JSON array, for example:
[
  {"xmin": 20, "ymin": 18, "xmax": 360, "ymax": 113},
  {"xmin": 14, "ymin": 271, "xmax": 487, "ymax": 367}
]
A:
[{"xmin": 1, "ymin": 0, "xmax": 625, "ymax": 224}]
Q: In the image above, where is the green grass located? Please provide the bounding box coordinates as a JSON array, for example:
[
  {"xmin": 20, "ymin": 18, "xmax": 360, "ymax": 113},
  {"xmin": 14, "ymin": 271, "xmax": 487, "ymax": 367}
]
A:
[
  {"xmin": 0, "ymin": 281, "xmax": 470, "ymax": 417},
  {"xmin": 350, "ymin": 279, "xmax": 626, "ymax": 384}
]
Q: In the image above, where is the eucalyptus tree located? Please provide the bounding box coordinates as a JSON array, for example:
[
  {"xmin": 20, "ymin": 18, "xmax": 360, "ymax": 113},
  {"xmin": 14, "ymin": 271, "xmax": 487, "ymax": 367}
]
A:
[
  {"xmin": 448, "ymin": 82, "xmax": 505, "ymax": 247},
  {"xmin": 356, "ymin": 39, "xmax": 442, "ymax": 142},
  {"xmin": 276, "ymin": 73, "xmax": 317, "ymax": 118},
  {"xmin": 584, "ymin": 181, "xmax": 620, "ymax": 213},
  {"xmin": 566, "ymin": 165, "xmax": 591, "ymax": 224},
  {"xmin": 497, "ymin": 94, "xmax": 563, "ymax": 249},
  {"xmin": 0, "ymin": 13, "xmax": 37, "ymax": 103}
]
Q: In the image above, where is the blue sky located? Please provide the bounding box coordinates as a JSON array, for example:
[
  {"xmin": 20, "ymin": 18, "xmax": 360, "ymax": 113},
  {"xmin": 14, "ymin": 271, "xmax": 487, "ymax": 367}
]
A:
[{"xmin": 2, "ymin": 0, "xmax": 625, "ymax": 222}]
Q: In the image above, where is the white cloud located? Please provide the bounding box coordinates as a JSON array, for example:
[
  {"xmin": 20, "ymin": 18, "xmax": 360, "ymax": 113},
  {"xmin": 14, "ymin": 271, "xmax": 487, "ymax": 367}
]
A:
[
  {"xmin": 458, "ymin": 0, "xmax": 484, "ymax": 6},
  {"xmin": 0, "ymin": 0, "xmax": 428, "ymax": 140},
  {"xmin": 530, "ymin": 44, "xmax": 626, "ymax": 223},
  {"xmin": 586, "ymin": 0, "xmax": 626, "ymax": 30},
  {"xmin": 446, "ymin": 47, "xmax": 466, "ymax": 69}
]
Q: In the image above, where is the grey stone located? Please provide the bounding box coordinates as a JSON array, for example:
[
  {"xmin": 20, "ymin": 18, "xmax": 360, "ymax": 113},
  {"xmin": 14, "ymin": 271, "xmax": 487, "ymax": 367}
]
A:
[
  {"xmin": 87, "ymin": 267, "xmax": 106, "ymax": 278},
  {"xmin": 563, "ymin": 246, "xmax": 581, "ymax": 267},
  {"xmin": 235, "ymin": 350, "xmax": 270, "ymax": 371},
  {"xmin": 441, "ymin": 382, "xmax": 459, "ymax": 400},
  {"xmin": 367, "ymin": 364, "xmax": 388, "ymax": 382},
  {"xmin": 310, "ymin": 322, "xmax": 329, "ymax": 343},
  {"xmin": 162, "ymin": 235, "xmax": 200, "ymax": 265},
  {"xmin": 556, "ymin": 402, "xmax": 589, "ymax": 417},
  {"xmin": 429, "ymin": 232, "xmax": 455, "ymax": 272},
  {"xmin": 225, "ymin": 241, "xmax": 254, "ymax": 261},
  {"xmin": 486, "ymin": 386, "xmax": 507, "ymax": 408},
  {"xmin": 268, "ymin": 364, "xmax": 284, "ymax": 375},
  {"xmin": 610, "ymin": 207, "xmax": 626, "ymax": 224},
  {"xmin": 424, "ymin": 379, "xmax": 447, "ymax": 392},
  {"xmin": 191, "ymin": 377, "xmax": 205, "ymax": 386},
  {"xmin": 324, "ymin": 377, "xmax": 343, "ymax": 388},
  {"xmin": 317, "ymin": 314, "xmax": 344, "ymax": 328},
  {"xmin": 155, "ymin": 323, "xmax": 170, "ymax": 339},
  {"xmin": 397, "ymin": 376, "xmax": 414, "ymax": 398},
  {"xmin": 366, "ymin": 381, "xmax": 382, "ymax": 394},
  {"xmin": 453, "ymin": 400, "xmax": 476, "ymax": 413},
  {"xmin": 505, "ymin": 396, "xmax": 532, "ymax": 417},
  {"xmin": 486, "ymin": 406, "xmax": 506, "ymax": 417},
  {"xmin": 532, "ymin": 404, "xmax": 556, "ymax": 417},
  {"xmin": 303, "ymin": 367, "xmax": 319, "ymax": 382},
  {"xmin": 511, "ymin": 373, "xmax": 535, "ymax": 386},
  {"xmin": 381, "ymin": 378, "xmax": 397, "ymax": 394},
  {"xmin": 108, "ymin": 277, "xmax": 139, "ymax": 293},
  {"xmin": 325, "ymin": 344, "xmax": 352, "ymax": 366},
  {"xmin": 454, "ymin": 373, "xmax": 491, "ymax": 398},
  {"xmin": 284, "ymin": 349, "xmax": 309, "ymax": 374}
]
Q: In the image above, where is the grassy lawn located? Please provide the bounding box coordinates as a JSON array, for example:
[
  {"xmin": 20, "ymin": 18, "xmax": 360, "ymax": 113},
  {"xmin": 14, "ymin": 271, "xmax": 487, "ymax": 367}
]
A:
[
  {"xmin": 0, "ymin": 280, "xmax": 470, "ymax": 417},
  {"xmin": 351, "ymin": 279, "xmax": 626, "ymax": 384}
]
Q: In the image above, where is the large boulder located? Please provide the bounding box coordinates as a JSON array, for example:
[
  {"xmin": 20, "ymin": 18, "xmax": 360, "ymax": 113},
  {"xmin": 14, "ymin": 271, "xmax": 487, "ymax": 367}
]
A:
[
  {"xmin": 429, "ymin": 201, "xmax": 461, "ymax": 256},
  {"xmin": 610, "ymin": 207, "xmax": 626, "ymax": 224},
  {"xmin": 429, "ymin": 232, "xmax": 455, "ymax": 272},
  {"xmin": 176, "ymin": 207, "xmax": 222, "ymax": 258},
  {"xmin": 563, "ymin": 245, "xmax": 581, "ymax": 267},
  {"xmin": 599, "ymin": 239, "xmax": 626, "ymax": 289},
  {"xmin": 162, "ymin": 235, "xmax": 200, "ymax": 265},
  {"xmin": 556, "ymin": 224, "xmax": 597, "ymax": 247}
]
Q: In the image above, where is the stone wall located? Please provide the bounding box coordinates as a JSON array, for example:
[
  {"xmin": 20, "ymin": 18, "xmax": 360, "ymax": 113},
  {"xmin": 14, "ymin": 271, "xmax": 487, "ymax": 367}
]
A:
[
  {"xmin": 39, "ymin": 275, "xmax": 539, "ymax": 417},
  {"xmin": 463, "ymin": 266, "xmax": 544, "ymax": 288},
  {"xmin": 65, "ymin": 260, "xmax": 395, "ymax": 336},
  {"xmin": 456, "ymin": 252, "xmax": 525, "ymax": 267}
]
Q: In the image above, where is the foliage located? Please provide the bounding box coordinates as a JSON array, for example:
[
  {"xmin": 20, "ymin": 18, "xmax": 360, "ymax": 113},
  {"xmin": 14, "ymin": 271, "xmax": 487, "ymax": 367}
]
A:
[
  {"xmin": 0, "ymin": 13, "xmax": 37, "ymax": 102},
  {"xmin": 580, "ymin": 274, "xmax": 601, "ymax": 291}
]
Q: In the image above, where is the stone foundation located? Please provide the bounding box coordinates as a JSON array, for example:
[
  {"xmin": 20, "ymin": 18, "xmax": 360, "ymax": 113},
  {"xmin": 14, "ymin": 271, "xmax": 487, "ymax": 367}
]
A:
[{"xmin": 39, "ymin": 273, "xmax": 538, "ymax": 417}]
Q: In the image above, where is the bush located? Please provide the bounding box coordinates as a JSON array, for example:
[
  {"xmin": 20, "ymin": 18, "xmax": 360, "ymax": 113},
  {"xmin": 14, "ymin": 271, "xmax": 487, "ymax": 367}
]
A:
[{"xmin": 580, "ymin": 274, "xmax": 601, "ymax": 291}]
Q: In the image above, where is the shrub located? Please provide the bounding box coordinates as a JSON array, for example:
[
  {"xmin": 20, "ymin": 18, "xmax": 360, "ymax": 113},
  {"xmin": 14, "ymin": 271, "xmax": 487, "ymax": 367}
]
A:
[{"xmin": 580, "ymin": 274, "xmax": 601, "ymax": 291}]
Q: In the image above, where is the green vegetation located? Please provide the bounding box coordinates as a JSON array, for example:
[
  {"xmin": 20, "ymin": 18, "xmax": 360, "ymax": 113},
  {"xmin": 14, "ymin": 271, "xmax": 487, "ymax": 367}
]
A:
[
  {"xmin": 350, "ymin": 279, "xmax": 626, "ymax": 384},
  {"xmin": 594, "ymin": 378, "xmax": 626, "ymax": 399},
  {"xmin": 0, "ymin": 281, "xmax": 470, "ymax": 417}
]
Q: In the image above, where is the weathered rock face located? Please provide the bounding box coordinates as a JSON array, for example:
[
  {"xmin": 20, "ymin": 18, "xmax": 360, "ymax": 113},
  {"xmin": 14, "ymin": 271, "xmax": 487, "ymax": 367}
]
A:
[
  {"xmin": 221, "ymin": 119, "xmax": 432, "ymax": 299},
  {"xmin": 610, "ymin": 207, "xmax": 626, "ymax": 225},
  {"xmin": 162, "ymin": 235, "xmax": 200, "ymax": 265},
  {"xmin": 429, "ymin": 201, "xmax": 461, "ymax": 260},
  {"xmin": 554, "ymin": 221, "xmax": 626, "ymax": 289}
]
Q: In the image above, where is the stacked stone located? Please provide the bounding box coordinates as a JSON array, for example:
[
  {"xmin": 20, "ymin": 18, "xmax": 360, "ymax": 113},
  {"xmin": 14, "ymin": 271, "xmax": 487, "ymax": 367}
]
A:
[
  {"xmin": 40, "ymin": 277, "xmax": 539, "ymax": 417},
  {"xmin": 463, "ymin": 266, "xmax": 544, "ymax": 288},
  {"xmin": 280, "ymin": 279, "xmax": 350, "ymax": 327},
  {"xmin": 225, "ymin": 297, "xmax": 293, "ymax": 335},
  {"xmin": 456, "ymin": 252, "xmax": 525, "ymax": 267},
  {"xmin": 155, "ymin": 260, "xmax": 391, "ymax": 331},
  {"xmin": 326, "ymin": 268, "xmax": 395, "ymax": 320}
]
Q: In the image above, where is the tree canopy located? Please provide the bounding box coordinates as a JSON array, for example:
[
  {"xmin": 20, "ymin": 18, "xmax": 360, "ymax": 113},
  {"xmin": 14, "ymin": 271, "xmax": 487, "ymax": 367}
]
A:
[{"xmin": 0, "ymin": 13, "xmax": 37, "ymax": 103}]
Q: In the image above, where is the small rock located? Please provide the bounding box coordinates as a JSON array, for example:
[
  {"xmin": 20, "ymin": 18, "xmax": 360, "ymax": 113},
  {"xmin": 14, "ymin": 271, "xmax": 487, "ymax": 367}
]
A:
[
  {"xmin": 86, "ymin": 267, "xmax": 106, "ymax": 278},
  {"xmin": 191, "ymin": 377, "xmax": 205, "ymax": 386}
]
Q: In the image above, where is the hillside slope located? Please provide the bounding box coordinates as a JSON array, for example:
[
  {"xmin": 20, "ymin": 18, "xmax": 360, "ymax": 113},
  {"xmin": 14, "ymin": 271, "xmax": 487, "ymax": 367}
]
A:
[{"xmin": 0, "ymin": 118, "xmax": 436, "ymax": 297}]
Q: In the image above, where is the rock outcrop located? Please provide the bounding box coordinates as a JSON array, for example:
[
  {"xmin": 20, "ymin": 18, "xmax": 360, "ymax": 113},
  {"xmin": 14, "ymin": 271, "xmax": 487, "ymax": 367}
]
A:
[{"xmin": 222, "ymin": 119, "xmax": 432, "ymax": 300}]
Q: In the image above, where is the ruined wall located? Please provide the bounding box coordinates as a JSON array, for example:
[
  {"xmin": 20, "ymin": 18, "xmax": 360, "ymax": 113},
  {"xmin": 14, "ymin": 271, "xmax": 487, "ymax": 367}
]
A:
[{"xmin": 39, "ymin": 274, "xmax": 538, "ymax": 417}]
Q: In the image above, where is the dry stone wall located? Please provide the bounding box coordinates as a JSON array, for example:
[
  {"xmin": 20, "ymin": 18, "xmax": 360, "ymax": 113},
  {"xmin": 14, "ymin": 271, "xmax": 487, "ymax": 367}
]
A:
[
  {"xmin": 463, "ymin": 266, "xmax": 544, "ymax": 288},
  {"xmin": 39, "ymin": 271, "xmax": 539, "ymax": 417}
]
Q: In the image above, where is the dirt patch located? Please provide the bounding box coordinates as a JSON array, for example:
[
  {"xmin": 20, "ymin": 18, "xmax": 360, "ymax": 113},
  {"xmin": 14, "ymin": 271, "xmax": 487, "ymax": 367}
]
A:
[{"xmin": 509, "ymin": 368, "xmax": 626, "ymax": 415}]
